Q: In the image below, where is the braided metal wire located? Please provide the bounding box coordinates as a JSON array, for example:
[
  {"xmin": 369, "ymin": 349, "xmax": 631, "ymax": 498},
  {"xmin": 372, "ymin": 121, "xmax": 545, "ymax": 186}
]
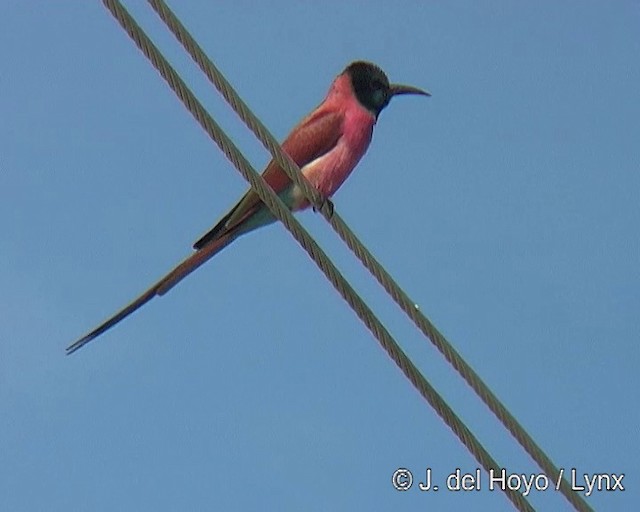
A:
[
  {"xmin": 99, "ymin": 1, "xmax": 539, "ymax": 510},
  {"xmin": 144, "ymin": 2, "xmax": 593, "ymax": 511}
]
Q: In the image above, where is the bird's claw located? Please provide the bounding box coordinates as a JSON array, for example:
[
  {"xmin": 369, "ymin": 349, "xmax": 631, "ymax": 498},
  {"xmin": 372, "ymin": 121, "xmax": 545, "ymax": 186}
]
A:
[{"xmin": 313, "ymin": 198, "xmax": 334, "ymax": 218}]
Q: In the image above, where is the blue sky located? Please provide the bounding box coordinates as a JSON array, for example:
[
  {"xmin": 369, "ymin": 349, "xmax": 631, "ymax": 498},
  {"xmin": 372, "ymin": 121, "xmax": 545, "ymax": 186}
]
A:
[{"xmin": 1, "ymin": 1, "xmax": 638, "ymax": 510}]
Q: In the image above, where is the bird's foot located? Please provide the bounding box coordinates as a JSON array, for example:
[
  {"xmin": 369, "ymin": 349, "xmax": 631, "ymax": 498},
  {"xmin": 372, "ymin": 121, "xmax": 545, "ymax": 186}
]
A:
[{"xmin": 313, "ymin": 198, "xmax": 334, "ymax": 218}]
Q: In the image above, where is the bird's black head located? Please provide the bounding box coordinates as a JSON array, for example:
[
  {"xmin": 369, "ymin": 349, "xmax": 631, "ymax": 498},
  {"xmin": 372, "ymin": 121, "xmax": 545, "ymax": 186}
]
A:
[{"xmin": 345, "ymin": 61, "xmax": 430, "ymax": 118}]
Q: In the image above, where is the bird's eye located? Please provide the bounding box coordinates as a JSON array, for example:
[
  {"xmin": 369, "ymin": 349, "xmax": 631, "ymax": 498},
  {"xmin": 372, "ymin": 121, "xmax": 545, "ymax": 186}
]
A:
[
  {"xmin": 369, "ymin": 79, "xmax": 388, "ymax": 106},
  {"xmin": 372, "ymin": 88, "xmax": 386, "ymax": 106}
]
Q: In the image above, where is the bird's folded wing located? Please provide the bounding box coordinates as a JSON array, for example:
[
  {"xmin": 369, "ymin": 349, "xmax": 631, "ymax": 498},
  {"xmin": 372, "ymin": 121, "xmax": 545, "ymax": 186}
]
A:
[{"xmin": 193, "ymin": 108, "xmax": 343, "ymax": 250}]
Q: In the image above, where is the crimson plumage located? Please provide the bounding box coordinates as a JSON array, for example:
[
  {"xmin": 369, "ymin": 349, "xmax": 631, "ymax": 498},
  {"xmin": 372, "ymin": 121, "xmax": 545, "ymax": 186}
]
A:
[{"xmin": 67, "ymin": 61, "xmax": 429, "ymax": 354}]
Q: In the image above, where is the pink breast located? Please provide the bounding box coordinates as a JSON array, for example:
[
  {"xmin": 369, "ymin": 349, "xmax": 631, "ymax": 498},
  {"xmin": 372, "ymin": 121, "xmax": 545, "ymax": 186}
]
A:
[{"xmin": 304, "ymin": 103, "xmax": 375, "ymax": 199}]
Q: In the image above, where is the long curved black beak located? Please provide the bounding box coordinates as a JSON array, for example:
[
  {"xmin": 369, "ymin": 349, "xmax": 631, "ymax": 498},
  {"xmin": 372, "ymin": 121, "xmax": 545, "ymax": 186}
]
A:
[{"xmin": 390, "ymin": 83, "xmax": 431, "ymax": 97}]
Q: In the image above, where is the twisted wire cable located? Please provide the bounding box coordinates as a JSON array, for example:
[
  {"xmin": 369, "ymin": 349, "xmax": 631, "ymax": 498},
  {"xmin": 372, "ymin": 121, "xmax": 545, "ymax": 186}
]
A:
[
  {"xmin": 98, "ymin": 1, "xmax": 537, "ymax": 510},
  {"xmin": 144, "ymin": 2, "xmax": 593, "ymax": 511}
]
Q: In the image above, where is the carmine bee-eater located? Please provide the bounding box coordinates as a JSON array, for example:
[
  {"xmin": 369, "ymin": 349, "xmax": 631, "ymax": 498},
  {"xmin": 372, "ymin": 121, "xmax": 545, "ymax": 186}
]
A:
[{"xmin": 66, "ymin": 60, "xmax": 429, "ymax": 354}]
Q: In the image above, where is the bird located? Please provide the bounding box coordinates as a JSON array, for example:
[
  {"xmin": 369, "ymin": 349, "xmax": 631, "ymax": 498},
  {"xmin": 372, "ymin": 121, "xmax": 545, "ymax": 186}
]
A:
[{"xmin": 66, "ymin": 60, "xmax": 430, "ymax": 354}]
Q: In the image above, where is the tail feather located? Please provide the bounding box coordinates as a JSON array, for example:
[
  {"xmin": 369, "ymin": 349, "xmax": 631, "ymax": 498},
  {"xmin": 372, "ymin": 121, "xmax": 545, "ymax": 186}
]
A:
[
  {"xmin": 66, "ymin": 234, "xmax": 234, "ymax": 355},
  {"xmin": 193, "ymin": 209, "xmax": 234, "ymax": 250},
  {"xmin": 157, "ymin": 235, "xmax": 234, "ymax": 295}
]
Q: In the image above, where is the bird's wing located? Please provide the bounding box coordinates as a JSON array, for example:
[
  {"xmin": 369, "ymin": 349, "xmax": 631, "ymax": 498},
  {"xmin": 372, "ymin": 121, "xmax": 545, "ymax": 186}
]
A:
[
  {"xmin": 67, "ymin": 108, "xmax": 343, "ymax": 354},
  {"xmin": 192, "ymin": 107, "xmax": 343, "ymax": 249}
]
